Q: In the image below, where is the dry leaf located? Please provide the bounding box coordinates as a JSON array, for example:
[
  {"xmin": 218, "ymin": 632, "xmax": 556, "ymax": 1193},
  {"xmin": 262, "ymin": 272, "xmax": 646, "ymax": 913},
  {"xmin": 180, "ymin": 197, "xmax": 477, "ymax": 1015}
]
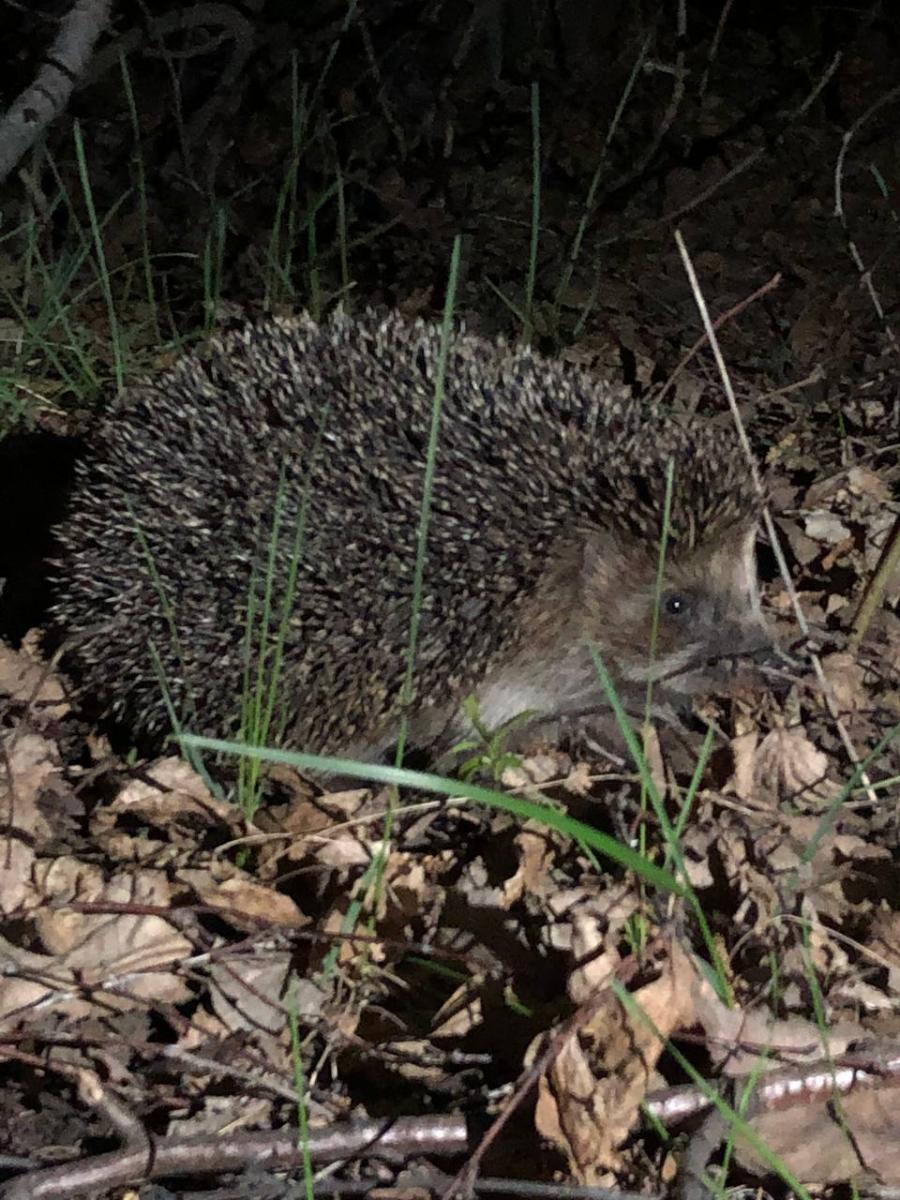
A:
[
  {"xmin": 209, "ymin": 952, "xmax": 293, "ymax": 1036},
  {"xmin": 753, "ymin": 728, "xmax": 836, "ymax": 807},
  {"xmin": 502, "ymin": 826, "xmax": 555, "ymax": 907},
  {"xmin": 0, "ymin": 730, "xmax": 70, "ymax": 914},
  {"xmin": 180, "ymin": 869, "xmax": 308, "ymax": 930},
  {"xmin": 108, "ymin": 756, "xmax": 241, "ymax": 828},
  {"xmin": 431, "ymin": 981, "xmax": 483, "ymax": 1038},
  {"xmin": 537, "ymin": 939, "xmax": 699, "ymax": 1181},
  {"xmin": 0, "ymin": 641, "xmax": 68, "ymax": 720},
  {"xmin": 741, "ymin": 1082, "xmax": 900, "ymax": 1183}
]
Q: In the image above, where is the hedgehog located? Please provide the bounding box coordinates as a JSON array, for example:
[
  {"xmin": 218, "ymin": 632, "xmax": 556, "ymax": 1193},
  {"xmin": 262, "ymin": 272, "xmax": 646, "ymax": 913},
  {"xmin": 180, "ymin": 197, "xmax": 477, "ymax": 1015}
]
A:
[{"xmin": 49, "ymin": 308, "xmax": 773, "ymax": 761}]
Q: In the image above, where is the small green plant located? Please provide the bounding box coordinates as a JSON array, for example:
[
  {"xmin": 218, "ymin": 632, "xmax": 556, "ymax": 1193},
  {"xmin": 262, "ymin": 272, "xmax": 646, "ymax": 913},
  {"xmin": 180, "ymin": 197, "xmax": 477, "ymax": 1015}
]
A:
[{"xmin": 448, "ymin": 696, "xmax": 536, "ymax": 782}]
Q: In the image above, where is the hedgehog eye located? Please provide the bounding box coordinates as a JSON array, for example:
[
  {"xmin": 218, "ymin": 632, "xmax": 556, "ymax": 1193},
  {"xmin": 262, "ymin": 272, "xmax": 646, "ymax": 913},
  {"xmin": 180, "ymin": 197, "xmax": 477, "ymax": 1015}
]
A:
[{"xmin": 663, "ymin": 592, "xmax": 689, "ymax": 617}]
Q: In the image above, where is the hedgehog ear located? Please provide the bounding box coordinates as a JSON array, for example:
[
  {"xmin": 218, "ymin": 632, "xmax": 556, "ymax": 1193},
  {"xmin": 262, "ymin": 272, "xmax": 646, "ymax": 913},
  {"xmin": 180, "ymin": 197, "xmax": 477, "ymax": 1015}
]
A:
[
  {"xmin": 712, "ymin": 523, "xmax": 762, "ymax": 615},
  {"xmin": 737, "ymin": 524, "xmax": 761, "ymax": 613}
]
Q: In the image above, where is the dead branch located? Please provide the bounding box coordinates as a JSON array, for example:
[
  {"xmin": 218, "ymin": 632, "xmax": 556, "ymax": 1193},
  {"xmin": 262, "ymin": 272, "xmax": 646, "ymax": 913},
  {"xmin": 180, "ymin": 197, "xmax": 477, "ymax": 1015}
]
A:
[{"xmin": 0, "ymin": 0, "xmax": 113, "ymax": 184}]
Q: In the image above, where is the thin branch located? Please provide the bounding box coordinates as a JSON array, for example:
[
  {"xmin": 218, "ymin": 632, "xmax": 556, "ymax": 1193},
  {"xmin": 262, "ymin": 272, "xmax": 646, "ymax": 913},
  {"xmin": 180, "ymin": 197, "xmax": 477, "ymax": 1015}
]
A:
[
  {"xmin": 0, "ymin": 1115, "xmax": 470, "ymax": 1200},
  {"xmin": 0, "ymin": 0, "xmax": 113, "ymax": 184}
]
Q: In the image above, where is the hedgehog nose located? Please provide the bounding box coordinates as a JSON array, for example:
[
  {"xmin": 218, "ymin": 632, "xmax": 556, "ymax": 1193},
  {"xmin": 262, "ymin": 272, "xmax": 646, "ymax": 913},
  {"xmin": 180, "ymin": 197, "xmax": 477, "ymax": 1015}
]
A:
[{"xmin": 714, "ymin": 640, "xmax": 794, "ymax": 697}]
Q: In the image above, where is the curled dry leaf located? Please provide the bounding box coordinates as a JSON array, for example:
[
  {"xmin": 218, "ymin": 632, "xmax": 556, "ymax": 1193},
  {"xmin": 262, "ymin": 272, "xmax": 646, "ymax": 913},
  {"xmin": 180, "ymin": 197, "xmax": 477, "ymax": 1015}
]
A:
[
  {"xmin": 103, "ymin": 755, "xmax": 243, "ymax": 830},
  {"xmin": 179, "ymin": 868, "xmax": 309, "ymax": 932},
  {"xmin": 502, "ymin": 825, "xmax": 555, "ymax": 908},
  {"xmin": 536, "ymin": 939, "xmax": 699, "ymax": 1181}
]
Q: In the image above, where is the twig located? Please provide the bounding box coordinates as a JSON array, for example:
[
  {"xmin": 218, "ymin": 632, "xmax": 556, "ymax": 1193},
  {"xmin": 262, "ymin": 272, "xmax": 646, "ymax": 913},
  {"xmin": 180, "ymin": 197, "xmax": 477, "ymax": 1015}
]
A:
[
  {"xmin": 645, "ymin": 1040, "xmax": 900, "ymax": 1127},
  {"xmin": 697, "ymin": 0, "xmax": 737, "ymax": 104},
  {"xmin": 657, "ymin": 272, "xmax": 782, "ymax": 402},
  {"xmin": 832, "ymin": 85, "xmax": 900, "ymax": 647},
  {"xmin": 850, "ymin": 511, "xmax": 900, "ymax": 649},
  {"xmin": 0, "ymin": 1115, "xmax": 471, "ymax": 1200},
  {"xmin": 833, "ymin": 80, "xmax": 900, "ymax": 361},
  {"xmin": 595, "ymin": 53, "xmax": 842, "ymax": 251}
]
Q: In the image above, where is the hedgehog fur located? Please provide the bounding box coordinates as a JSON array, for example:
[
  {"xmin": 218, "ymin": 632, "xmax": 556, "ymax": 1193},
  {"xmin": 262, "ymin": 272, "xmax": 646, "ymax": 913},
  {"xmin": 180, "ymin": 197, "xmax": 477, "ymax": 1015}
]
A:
[{"xmin": 50, "ymin": 308, "xmax": 766, "ymax": 757}]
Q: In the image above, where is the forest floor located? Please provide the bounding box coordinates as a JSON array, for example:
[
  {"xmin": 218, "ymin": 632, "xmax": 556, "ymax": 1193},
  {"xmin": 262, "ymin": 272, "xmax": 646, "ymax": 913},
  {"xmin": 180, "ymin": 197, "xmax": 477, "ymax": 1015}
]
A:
[{"xmin": 1, "ymin": 3, "xmax": 900, "ymax": 1198}]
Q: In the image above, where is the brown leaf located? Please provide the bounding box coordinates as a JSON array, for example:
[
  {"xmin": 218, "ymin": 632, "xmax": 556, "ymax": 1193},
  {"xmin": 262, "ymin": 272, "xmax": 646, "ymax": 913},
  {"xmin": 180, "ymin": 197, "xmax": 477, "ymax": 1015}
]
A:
[
  {"xmin": 537, "ymin": 939, "xmax": 699, "ymax": 1181},
  {"xmin": 0, "ymin": 641, "xmax": 68, "ymax": 721},
  {"xmin": 740, "ymin": 1084, "xmax": 900, "ymax": 1183}
]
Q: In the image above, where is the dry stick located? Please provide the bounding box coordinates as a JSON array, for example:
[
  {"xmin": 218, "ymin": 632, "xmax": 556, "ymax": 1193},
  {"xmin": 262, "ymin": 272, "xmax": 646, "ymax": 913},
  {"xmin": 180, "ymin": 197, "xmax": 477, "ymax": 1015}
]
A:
[
  {"xmin": 595, "ymin": 52, "xmax": 841, "ymax": 252},
  {"xmin": 359, "ymin": 16, "xmax": 406, "ymax": 155},
  {"xmin": 697, "ymin": 0, "xmax": 737, "ymax": 105},
  {"xmin": 1, "ymin": 1030, "xmax": 312, "ymax": 1108},
  {"xmin": 0, "ymin": 0, "xmax": 113, "ymax": 183},
  {"xmin": 83, "ymin": 4, "xmax": 254, "ymax": 180},
  {"xmin": 0, "ymin": 1116, "xmax": 472, "ymax": 1200},
  {"xmin": 7, "ymin": 1037, "xmax": 900, "ymax": 1199},
  {"xmin": 833, "ymin": 80, "xmax": 900, "ymax": 358},
  {"xmin": 88, "ymin": 3, "xmax": 253, "ymax": 94},
  {"xmin": 627, "ymin": 0, "xmax": 686, "ymax": 191},
  {"xmin": 674, "ymin": 230, "xmax": 879, "ymax": 807},
  {"xmin": 666, "ymin": 1040, "xmax": 900, "ymax": 1200},
  {"xmin": 0, "ymin": 1050, "xmax": 146, "ymax": 1150},
  {"xmin": 445, "ymin": 1179, "xmax": 655, "ymax": 1200},
  {"xmin": 831, "ymin": 84, "xmax": 900, "ymax": 648},
  {"xmin": 334, "ymin": 1174, "xmax": 660, "ymax": 1200},
  {"xmin": 657, "ymin": 272, "xmax": 782, "ymax": 402},
  {"xmin": 850, "ymin": 514, "xmax": 900, "ymax": 651},
  {"xmin": 759, "ymin": 366, "xmax": 825, "ymax": 402},
  {"xmin": 647, "ymin": 1041, "xmax": 900, "ymax": 1126}
]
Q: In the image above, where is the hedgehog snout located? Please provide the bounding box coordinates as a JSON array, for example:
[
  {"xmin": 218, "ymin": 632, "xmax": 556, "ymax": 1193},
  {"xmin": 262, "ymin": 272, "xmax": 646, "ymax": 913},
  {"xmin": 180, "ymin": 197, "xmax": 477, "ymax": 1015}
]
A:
[{"xmin": 660, "ymin": 611, "xmax": 778, "ymax": 697}]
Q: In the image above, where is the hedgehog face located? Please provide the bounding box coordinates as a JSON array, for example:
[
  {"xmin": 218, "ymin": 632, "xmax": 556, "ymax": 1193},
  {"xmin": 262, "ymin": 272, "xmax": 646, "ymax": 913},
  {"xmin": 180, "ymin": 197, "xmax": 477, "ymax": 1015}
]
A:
[{"xmin": 581, "ymin": 523, "xmax": 773, "ymax": 702}]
